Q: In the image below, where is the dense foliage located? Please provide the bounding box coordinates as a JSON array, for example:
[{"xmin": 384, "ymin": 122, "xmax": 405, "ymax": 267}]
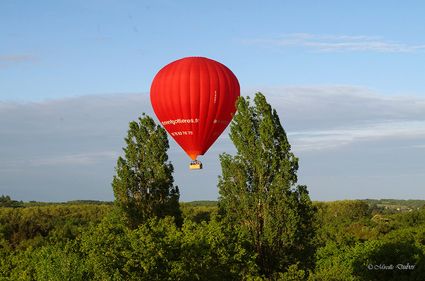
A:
[
  {"xmin": 1, "ymin": 200, "xmax": 425, "ymax": 280},
  {"xmin": 218, "ymin": 93, "xmax": 316, "ymax": 277}
]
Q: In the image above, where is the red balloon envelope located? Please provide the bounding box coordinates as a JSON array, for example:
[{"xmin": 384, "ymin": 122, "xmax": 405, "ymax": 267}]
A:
[{"xmin": 150, "ymin": 57, "xmax": 240, "ymax": 160}]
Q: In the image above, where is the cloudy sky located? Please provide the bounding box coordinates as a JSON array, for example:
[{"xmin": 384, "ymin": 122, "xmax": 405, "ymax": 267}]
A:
[{"xmin": 1, "ymin": 1, "xmax": 425, "ymax": 202}]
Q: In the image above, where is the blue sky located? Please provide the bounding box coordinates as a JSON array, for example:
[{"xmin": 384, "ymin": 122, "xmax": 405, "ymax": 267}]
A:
[
  {"xmin": 1, "ymin": 1, "xmax": 425, "ymax": 201},
  {"xmin": 2, "ymin": 0, "xmax": 425, "ymax": 99}
]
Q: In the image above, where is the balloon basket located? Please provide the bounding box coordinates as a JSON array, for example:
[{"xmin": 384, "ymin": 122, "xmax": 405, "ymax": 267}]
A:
[{"xmin": 189, "ymin": 160, "xmax": 203, "ymax": 170}]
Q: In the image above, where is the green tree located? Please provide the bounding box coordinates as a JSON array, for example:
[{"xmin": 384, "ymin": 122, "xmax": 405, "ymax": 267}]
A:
[
  {"xmin": 112, "ymin": 114, "xmax": 182, "ymax": 228},
  {"xmin": 0, "ymin": 195, "xmax": 22, "ymax": 207},
  {"xmin": 218, "ymin": 93, "xmax": 316, "ymax": 277},
  {"xmin": 80, "ymin": 215, "xmax": 258, "ymax": 281},
  {"xmin": 351, "ymin": 238, "xmax": 425, "ymax": 281},
  {"xmin": 314, "ymin": 201, "xmax": 375, "ymax": 247}
]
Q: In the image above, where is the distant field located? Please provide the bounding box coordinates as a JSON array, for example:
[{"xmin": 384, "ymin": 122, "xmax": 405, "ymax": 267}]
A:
[
  {"xmin": 2, "ymin": 197, "xmax": 424, "ymax": 211},
  {"xmin": 363, "ymin": 199, "xmax": 425, "ymax": 212}
]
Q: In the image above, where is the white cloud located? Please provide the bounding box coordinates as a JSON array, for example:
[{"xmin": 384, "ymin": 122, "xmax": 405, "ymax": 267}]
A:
[
  {"xmin": 245, "ymin": 86, "xmax": 425, "ymax": 151},
  {"xmin": 0, "ymin": 54, "xmax": 36, "ymax": 63},
  {"xmin": 244, "ymin": 33, "xmax": 425, "ymax": 53},
  {"xmin": 1, "ymin": 88, "xmax": 425, "ymax": 201},
  {"xmin": 410, "ymin": 144, "xmax": 425, "ymax": 149},
  {"xmin": 289, "ymin": 120, "xmax": 425, "ymax": 152},
  {"xmin": 0, "ymin": 151, "xmax": 119, "ymax": 171},
  {"xmin": 30, "ymin": 151, "xmax": 118, "ymax": 167}
]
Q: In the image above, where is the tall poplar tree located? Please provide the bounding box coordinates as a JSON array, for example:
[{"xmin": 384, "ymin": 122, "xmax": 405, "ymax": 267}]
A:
[
  {"xmin": 218, "ymin": 93, "xmax": 316, "ymax": 277},
  {"xmin": 112, "ymin": 114, "xmax": 182, "ymax": 228}
]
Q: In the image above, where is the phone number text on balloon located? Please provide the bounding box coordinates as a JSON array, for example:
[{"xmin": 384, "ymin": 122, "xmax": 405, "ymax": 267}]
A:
[{"xmin": 170, "ymin": 131, "xmax": 194, "ymax": 136}]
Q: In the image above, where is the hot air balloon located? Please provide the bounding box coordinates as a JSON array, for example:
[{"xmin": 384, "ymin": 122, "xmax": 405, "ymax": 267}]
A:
[{"xmin": 150, "ymin": 57, "xmax": 240, "ymax": 169}]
